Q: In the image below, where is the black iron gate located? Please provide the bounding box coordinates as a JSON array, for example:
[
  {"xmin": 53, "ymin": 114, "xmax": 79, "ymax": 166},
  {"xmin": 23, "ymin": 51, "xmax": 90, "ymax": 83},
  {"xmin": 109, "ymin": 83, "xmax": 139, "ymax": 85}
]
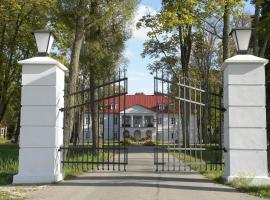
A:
[
  {"xmin": 60, "ymin": 69, "xmax": 128, "ymax": 171},
  {"xmin": 154, "ymin": 71, "xmax": 224, "ymax": 172}
]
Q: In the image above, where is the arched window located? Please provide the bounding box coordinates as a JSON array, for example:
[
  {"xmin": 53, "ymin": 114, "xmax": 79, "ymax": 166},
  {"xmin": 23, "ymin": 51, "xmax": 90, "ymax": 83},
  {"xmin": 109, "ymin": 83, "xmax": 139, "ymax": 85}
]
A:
[
  {"xmin": 123, "ymin": 130, "xmax": 130, "ymax": 138},
  {"xmin": 134, "ymin": 130, "xmax": 141, "ymax": 139},
  {"xmin": 145, "ymin": 130, "xmax": 152, "ymax": 139}
]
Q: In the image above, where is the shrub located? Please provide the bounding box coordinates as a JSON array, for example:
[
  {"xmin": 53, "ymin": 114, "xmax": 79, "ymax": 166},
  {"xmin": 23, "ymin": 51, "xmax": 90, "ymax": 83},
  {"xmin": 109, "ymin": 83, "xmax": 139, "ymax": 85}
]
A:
[{"xmin": 144, "ymin": 140, "xmax": 155, "ymax": 146}]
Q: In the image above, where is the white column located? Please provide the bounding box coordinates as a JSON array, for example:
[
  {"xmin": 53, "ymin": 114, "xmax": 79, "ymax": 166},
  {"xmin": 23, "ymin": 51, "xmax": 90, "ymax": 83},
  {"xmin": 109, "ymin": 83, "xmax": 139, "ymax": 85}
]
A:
[
  {"xmin": 131, "ymin": 115, "xmax": 133, "ymax": 128},
  {"xmin": 223, "ymin": 54, "xmax": 270, "ymax": 185},
  {"xmin": 13, "ymin": 57, "xmax": 67, "ymax": 184}
]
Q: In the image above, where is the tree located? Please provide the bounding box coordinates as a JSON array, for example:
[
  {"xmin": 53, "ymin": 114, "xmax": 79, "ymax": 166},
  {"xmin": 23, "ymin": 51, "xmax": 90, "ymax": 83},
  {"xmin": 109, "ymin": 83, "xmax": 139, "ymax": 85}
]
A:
[
  {"xmin": 0, "ymin": 0, "xmax": 57, "ymax": 141},
  {"xmin": 79, "ymin": 0, "xmax": 136, "ymax": 152},
  {"xmin": 138, "ymin": 0, "xmax": 222, "ymax": 146}
]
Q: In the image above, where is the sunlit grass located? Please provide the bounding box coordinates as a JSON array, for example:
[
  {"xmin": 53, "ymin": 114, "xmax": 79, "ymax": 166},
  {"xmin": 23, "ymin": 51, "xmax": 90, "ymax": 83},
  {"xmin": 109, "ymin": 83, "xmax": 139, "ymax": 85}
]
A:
[
  {"xmin": 0, "ymin": 139, "xmax": 113, "ymax": 185},
  {"xmin": 0, "ymin": 140, "xmax": 19, "ymax": 185}
]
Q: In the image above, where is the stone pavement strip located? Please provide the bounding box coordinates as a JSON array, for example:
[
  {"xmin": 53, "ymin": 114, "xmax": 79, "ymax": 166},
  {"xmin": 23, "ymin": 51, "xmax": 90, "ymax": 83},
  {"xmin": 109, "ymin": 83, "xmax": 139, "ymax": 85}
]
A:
[{"xmin": 27, "ymin": 147, "xmax": 264, "ymax": 200}]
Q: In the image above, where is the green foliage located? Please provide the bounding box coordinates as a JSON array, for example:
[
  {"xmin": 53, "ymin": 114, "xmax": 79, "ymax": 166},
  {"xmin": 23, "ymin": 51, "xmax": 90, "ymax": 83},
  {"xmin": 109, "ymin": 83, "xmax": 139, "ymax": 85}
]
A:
[
  {"xmin": 0, "ymin": 0, "xmax": 58, "ymax": 140},
  {"xmin": 175, "ymin": 145, "xmax": 223, "ymax": 172},
  {"xmin": 63, "ymin": 151, "xmax": 112, "ymax": 179},
  {"xmin": 143, "ymin": 140, "xmax": 155, "ymax": 146},
  {"xmin": 0, "ymin": 142, "xmax": 19, "ymax": 185}
]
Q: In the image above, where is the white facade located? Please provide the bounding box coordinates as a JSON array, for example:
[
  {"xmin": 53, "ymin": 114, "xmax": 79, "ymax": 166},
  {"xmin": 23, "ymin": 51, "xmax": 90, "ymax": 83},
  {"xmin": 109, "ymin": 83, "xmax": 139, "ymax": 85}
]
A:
[
  {"xmin": 84, "ymin": 104, "xmax": 197, "ymax": 143},
  {"xmin": 0, "ymin": 126, "xmax": 7, "ymax": 137}
]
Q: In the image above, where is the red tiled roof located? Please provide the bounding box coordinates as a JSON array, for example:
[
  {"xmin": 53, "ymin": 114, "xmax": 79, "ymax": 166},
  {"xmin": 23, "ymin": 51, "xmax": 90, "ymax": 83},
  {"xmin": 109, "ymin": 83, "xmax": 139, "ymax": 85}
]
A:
[{"xmin": 104, "ymin": 94, "xmax": 171, "ymax": 112}]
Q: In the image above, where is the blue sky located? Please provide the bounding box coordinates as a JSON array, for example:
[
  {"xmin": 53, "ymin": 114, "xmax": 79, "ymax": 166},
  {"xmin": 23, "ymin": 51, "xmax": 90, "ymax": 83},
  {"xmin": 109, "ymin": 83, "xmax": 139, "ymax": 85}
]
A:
[{"xmin": 125, "ymin": 0, "xmax": 254, "ymax": 95}]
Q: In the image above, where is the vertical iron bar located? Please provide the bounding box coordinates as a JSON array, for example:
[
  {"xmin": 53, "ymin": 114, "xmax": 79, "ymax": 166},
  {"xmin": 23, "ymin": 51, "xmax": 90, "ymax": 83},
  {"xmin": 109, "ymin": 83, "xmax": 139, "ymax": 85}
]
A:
[
  {"xmin": 112, "ymin": 74, "xmax": 116, "ymax": 170},
  {"xmin": 107, "ymin": 78, "xmax": 110, "ymax": 170},
  {"xmin": 124, "ymin": 69, "xmax": 127, "ymax": 171},
  {"xmin": 178, "ymin": 77, "xmax": 181, "ymax": 171},
  {"xmin": 167, "ymin": 74, "xmax": 170, "ymax": 171},
  {"xmin": 118, "ymin": 69, "xmax": 121, "ymax": 171},
  {"xmin": 161, "ymin": 70, "xmax": 164, "ymax": 171},
  {"xmin": 102, "ymin": 80, "xmax": 105, "ymax": 170},
  {"xmin": 97, "ymin": 81, "xmax": 100, "ymax": 170},
  {"xmin": 189, "ymin": 80, "xmax": 192, "ymax": 171},
  {"xmin": 183, "ymin": 77, "xmax": 187, "ymax": 171}
]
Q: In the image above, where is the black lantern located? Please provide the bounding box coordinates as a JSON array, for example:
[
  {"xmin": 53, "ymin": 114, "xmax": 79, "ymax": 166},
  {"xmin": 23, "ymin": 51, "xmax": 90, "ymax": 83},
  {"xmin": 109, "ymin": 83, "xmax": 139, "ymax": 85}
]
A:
[
  {"xmin": 230, "ymin": 28, "xmax": 252, "ymax": 55},
  {"xmin": 32, "ymin": 29, "xmax": 54, "ymax": 56}
]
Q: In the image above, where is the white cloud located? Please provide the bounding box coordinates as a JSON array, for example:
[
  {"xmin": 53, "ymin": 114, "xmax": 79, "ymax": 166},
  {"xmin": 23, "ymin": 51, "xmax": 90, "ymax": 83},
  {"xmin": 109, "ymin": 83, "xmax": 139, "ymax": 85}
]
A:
[
  {"xmin": 131, "ymin": 4, "xmax": 157, "ymax": 41},
  {"xmin": 123, "ymin": 48, "xmax": 135, "ymax": 60}
]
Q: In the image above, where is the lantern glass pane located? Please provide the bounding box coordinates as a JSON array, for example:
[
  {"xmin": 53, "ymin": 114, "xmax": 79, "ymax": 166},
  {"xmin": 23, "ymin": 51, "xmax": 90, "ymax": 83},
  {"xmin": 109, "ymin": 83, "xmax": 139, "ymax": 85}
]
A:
[
  {"xmin": 232, "ymin": 31, "xmax": 238, "ymax": 51},
  {"xmin": 236, "ymin": 29, "xmax": 251, "ymax": 51},
  {"xmin": 47, "ymin": 34, "xmax": 54, "ymax": 54},
  {"xmin": 34, "ymin": 32, "xmax": 50, "ymax": 53}
]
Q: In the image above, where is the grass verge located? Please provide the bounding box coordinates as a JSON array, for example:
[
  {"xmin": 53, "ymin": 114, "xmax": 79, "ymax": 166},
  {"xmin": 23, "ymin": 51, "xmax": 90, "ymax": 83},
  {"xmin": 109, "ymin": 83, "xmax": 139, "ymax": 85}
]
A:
[
  {"xmin": 0, "ymin": 142, "xmax": 19, "ymax": 185},
  {"xmin": 0, "ymin": 139, "xmax": 112, "ymax": 185},
  {"xmin": 0, "ymin": 191, "xmax": 25, "ymax": 200}
]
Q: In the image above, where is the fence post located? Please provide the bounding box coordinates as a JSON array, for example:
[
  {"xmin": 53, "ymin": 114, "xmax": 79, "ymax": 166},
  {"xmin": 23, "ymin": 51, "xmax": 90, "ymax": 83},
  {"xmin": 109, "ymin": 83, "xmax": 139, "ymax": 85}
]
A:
[
  {"xmin": 223, "ymin": 54, "xmax": 270, "ymax": 185},
  {"xmin": 13, "ymin": 56, "xmax": 67, "ymax": 184}
]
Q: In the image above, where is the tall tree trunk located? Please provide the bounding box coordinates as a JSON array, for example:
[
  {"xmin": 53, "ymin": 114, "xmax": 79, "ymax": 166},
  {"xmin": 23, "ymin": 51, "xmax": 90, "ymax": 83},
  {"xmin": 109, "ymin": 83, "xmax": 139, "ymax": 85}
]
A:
[
  {"xmin": 64, "ymin": 16, "xmax": 84, "ymax": 152},
  {"xmin": 260, "ymin": 29, "xmax": 270, "ymax": 58},
  {"xmin": 253, "ymin": 3, "xmax": 260, "ymax": 56},
  {"xmin": 223, "ymin": 1, "xmax": 230, "ymax": 61},
  {"xmin": 90, "ymin": 72, "xmax": 99, "ymax": 155},
  {"xmin": 0, "ymin": 96, "xmax": 8, "ymax": 122},
  {"xmin": 178, "ymin": 25, "xmax": 192, "ymax": 147},
  {"xmin": 202, "ymin": 80, "xmax": 210, "ymax": 144}
]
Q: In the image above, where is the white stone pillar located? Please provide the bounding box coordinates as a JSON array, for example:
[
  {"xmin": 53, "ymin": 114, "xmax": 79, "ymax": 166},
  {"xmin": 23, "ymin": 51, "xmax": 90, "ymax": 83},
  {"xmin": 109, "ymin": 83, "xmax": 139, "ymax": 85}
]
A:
[
  {"xmin": 223, "ymin": 54, "xmax": 270, "ymax": 185},
  {"xmin": 13, "ymin": 57, "xmax": 67, "ymax": 184}
]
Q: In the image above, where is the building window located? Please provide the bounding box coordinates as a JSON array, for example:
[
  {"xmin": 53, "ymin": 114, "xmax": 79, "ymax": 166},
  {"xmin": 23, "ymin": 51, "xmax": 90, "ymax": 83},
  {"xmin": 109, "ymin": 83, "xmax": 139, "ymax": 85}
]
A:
[
  {"xmin": 113, "ymin": 131, "xmax": 119, "ymax": 139},
  {"xmin": 171, "ymin": 117, "xmax": 175, "ymax": 125},
  {"xmin": 114, "ymin": 116, "xmax": 118, "ymax": 125},
  {"xmin": 158, "ymin": 104, "xmax": 165, "ymax": 110},
  {"xmin": 122, "ymin": 116, "xmax": 131, "ymax": 127},
  {"xmin": 123, "ymin": 130, "xmax": 130, "ymax": 138},
  {"xmin": 100, "ymin": 117, "xmax": 104, "ymax": 124},
  {"xmin": 169, "ymin": 103, "xmax": 175, "ymax": 111},
  {"xmin": 158, "ymin": 118, "xmax": 162, "ymax": 124},
  {"xmin": 85, "ymin": 116, "xmax": 90, "ymax": 125}
]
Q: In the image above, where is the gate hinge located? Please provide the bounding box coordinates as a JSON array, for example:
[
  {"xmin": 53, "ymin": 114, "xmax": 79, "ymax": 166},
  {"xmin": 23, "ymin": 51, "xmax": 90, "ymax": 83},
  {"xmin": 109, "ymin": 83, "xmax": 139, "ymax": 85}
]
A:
[
  {"xmin": 223, "ymin": 147, "xmax": 228, "ymax": 153},
  {"xmin": 221, "ymin": 107, "xmax": 227, "ymax": 112}
]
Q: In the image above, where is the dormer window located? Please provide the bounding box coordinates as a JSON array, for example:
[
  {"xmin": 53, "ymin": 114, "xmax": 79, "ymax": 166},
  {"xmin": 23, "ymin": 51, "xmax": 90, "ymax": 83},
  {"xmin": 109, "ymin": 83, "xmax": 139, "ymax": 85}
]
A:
[
  {"xmin": 158, "ymin": 104, "xmax": 165, "ymax": 110},
  {"xmin": 111, "ymin": 103, "xmax": 118, "ymax": 110},
  {"xmin": 169, "ymin": 103, "xmax": 175, "ymax": 111}
]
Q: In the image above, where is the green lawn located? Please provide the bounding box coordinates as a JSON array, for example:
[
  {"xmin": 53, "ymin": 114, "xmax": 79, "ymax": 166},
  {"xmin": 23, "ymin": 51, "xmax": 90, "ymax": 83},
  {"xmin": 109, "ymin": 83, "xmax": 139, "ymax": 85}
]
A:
[
  {"xmin": 0, "ymin": 141, "xmax": 19, "ymax": 185},
  {"xmin": 0, "ymin": 138, "xmax": 111, "ymax": 185}
]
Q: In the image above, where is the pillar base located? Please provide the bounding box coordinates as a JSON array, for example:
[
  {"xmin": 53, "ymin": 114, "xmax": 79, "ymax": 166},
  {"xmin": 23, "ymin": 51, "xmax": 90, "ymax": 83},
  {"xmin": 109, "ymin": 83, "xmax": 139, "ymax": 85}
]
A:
[
  {"xmin": 13, "ymin": 173, "xmax": 63, "ymax": 184},
  {"xmin": 225, "ymin": 175, "xmax": 270, "ymax": 186}
]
